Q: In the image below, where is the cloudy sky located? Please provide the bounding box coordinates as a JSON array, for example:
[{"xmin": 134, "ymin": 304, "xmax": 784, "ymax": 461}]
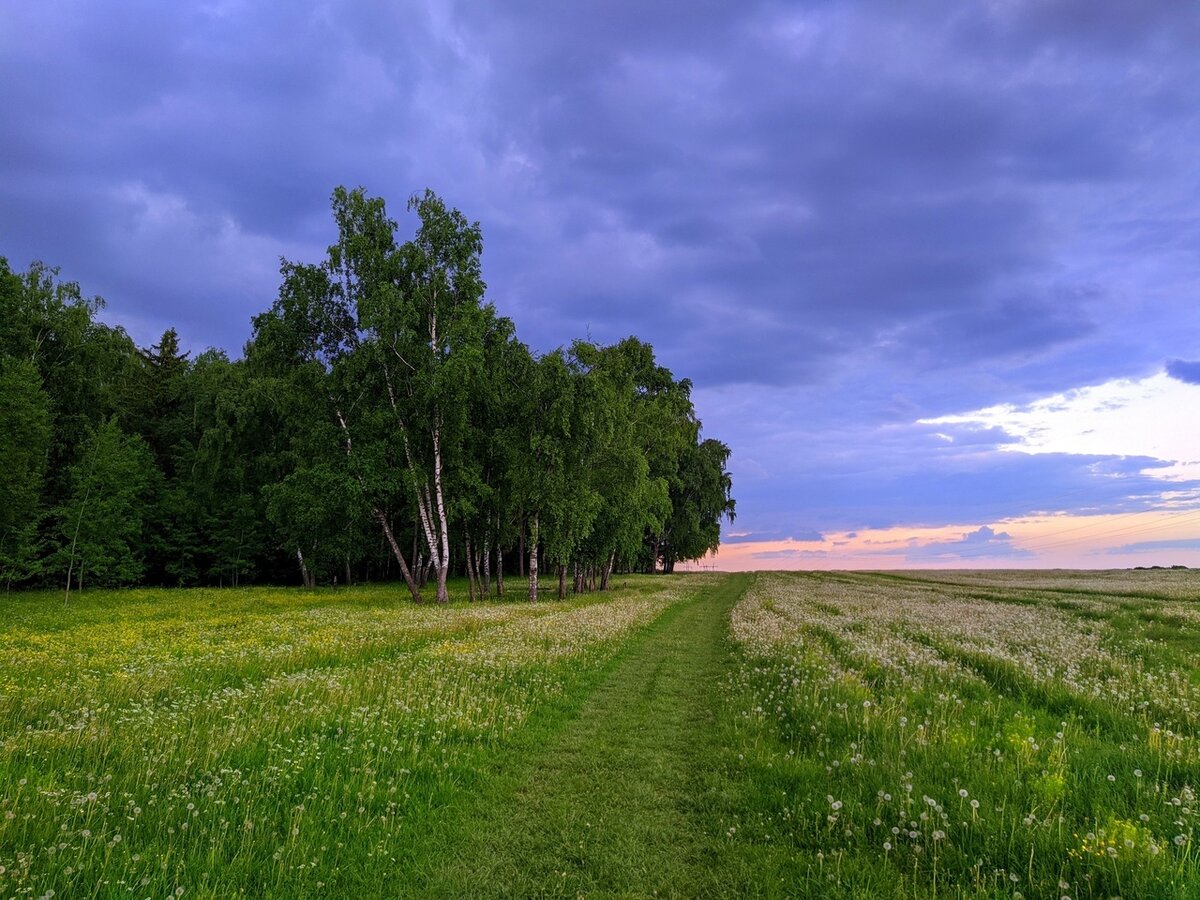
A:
[{"xmin": 3, "ymin": 0, "xmax": 1199, "ymax": 569}]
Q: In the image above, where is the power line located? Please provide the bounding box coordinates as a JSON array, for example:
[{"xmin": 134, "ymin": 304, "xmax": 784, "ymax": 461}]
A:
[{"xmin": 1028, "ymin": 507, "xmax": 1200, "ymax": 553}]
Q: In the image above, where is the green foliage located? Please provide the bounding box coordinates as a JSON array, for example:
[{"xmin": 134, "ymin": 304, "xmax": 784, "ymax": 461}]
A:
[
  {"xmin": 0, "ymin": 186, "xmax": 735, "ymax": 591},
  {"xmin": 265, "ymin": 461, "xmax": 364, "ymax": 586},
  {"xmin": 55, "ymin": 418, "xmax": 156, "ymax": 590},
  {"xmin": 510, "ymin": 350, "xmax": 603, "ymax": 571},
  {"xmin": 571, "ymin": 338, "xmax": 673, "ymax": 570},
  {"xmin": 0, "ymin": 357, "xmax": 51, "ymax": 587},
  {"xmin": 660, "ymin": 436, "xmax": 736, "ymax": 571}
]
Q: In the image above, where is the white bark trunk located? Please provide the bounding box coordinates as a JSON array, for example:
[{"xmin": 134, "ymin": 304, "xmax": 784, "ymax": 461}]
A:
[
  {"xmin": 296, "ymin": 547, "xmax": 313, "ymax": 589},
  {"xmin": 601, "ymin": 550, "xmax": 616, "ymax": 591},
  {"xmin": 376, "ymin": 510, "xmax": 422, "ymax": 602},
  {"xmin": 481, "ymin": 536, "xmax": 491, "ymax": 597},
  {"xmin": 495, "ymin": 541, "xmax": 504, "ymax": 596},
  {"xmin": 465, "ymin": 532, "xmax": 476, "ymax": 601},
  {"xmin": 402, "ymin": 426, "xmax": 441, "ymax": 576},
  {"xmin": 431, "ymin": 415, "xmax": 451, "ymax": 604},
  {"xmin": 527, "ymin": 513, "xmax": 539, "ymax": 602}
]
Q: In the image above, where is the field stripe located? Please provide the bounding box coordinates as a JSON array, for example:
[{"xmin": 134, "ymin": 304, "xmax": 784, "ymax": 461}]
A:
[{"xmin": 407, "ymin": 573, "xmax": 753, "ymax": 898}]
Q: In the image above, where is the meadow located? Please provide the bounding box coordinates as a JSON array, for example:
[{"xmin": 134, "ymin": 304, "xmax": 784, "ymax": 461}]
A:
[
  {"xmin": 1, "ymin": 569, "xmax": 1199, "ymax": 898},
  {"xmin": 725, "ymin": 569, "xmax": 1200, "ymax": 898},
  {"xmin": 0, "ymin": 577, "xmax": 701, "ymax": 898}
]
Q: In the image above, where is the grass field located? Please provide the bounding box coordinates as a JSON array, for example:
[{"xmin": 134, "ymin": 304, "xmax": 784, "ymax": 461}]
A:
[
  {"xmin": 726, "ymin": 570, "xmax": 1200, "ymax": 898},
  {"xmin": 1, "ymin": 569, "xmax": 1198, "ymax": 897},
  {"xmin": 0, "ymin": 577, "xmax": 703, "ymax": 898}
]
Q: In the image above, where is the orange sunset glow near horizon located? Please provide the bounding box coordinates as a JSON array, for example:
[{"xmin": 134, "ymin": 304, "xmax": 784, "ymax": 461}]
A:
[{"xmin": 701, "ymin": 509, "xmax": 1200, "ymax": 571}]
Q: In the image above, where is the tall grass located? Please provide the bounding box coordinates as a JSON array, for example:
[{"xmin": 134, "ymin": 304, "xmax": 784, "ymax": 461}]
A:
[
  {"xmin": 0, "ymin": 577, "xmax": 698, "ymax": 898},
  {"xmin": 723, "ymin": 571, "xmax": 1200, "ymax": 898}
]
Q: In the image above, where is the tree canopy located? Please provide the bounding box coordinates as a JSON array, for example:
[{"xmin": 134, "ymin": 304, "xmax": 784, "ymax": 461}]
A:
[{"xmin": 0, "ymin": 189, "xmax": 734, "ymax": 597}]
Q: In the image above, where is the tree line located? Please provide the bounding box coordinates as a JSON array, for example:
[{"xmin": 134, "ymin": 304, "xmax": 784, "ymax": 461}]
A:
[{"xmin": 0, "ymin": 187, "xmax": 735, "ymax": 600}]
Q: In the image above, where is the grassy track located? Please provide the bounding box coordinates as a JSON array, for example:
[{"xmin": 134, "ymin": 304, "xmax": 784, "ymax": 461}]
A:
[{"xmin": 414, "ymin": 572, "xmax": 753, "ymax": 897}]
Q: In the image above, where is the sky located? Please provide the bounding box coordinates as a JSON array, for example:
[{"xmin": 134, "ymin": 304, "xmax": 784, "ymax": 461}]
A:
[{"xmin": 2, "ymin": 0, "xmax": 1199, "ymax": 570}]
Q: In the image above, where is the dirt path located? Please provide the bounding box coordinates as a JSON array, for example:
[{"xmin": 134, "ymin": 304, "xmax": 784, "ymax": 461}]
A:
[{"xmin": 416, "ymin": 573, "xmax": 752, "ymax": 898}]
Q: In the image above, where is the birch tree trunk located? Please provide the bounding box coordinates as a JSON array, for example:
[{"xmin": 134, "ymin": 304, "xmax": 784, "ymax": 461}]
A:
[
  {"xmin": 296, "ymin": 547, "xmax": 313, "ymax": 588},
  {"xmin": 518, "ymin": 514, "xmax": 525, "ymax": 577},
  {"xmin": 380, "ymin": 378, "xmax": 446, "ymax": 601},
  {"xmin": 527, "ymin": 513, "xmax": 539, "ymax": 602},
  {"xmin": 481, "ymin": 535, "xmax": 491, "ymax": 597},
  {"xmin": 495, "ymin": 542, "xmax": 504, "ymax": 597},
  {"xmin": 465, "ymin": 532, "xmax": 477, "ymax": 602},
  {"xmin": 333, "ymin": 403, "xmax": 422, "ymax": 601},
  {"xmin": 431, "ymin": 416, "xmax": 451, "ymax": 603},
  {"xmin": 375, "ymin": 511, "xmax": 422, "ymax": 602}
]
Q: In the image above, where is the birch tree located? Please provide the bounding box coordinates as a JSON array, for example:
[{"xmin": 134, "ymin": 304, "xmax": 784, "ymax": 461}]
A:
[
  {"xmin": 570, "ymin": 340, "xmax": 671, "ymax": 587},
  {"xmin": 659, "ymin": 436, "xmax": 736, "ymax": 571},
  {"xmin": 332, "ymin": 187, "xmax": 493, "ymax": 604},
  {"xmin": 254, "ymin": 187, "xmax": 496, "ymax": 602},
  {"xmin": 251, "ymin": 248, "xmax": 425, "ymax": 599},
  {"xmin": 387, "ymin": 190, "xmax": 491, "ymax": 603},
  {"xmin": 508, "ymin": 350, "xmax": 604, "ymax": 600}
]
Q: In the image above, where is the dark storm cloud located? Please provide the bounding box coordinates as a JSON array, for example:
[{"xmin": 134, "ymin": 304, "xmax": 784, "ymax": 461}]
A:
[
  {"xmin": 446, "ymin": 1, "xmax": 1198, "ymax": 389},
  {"xmin": 1166, "ymin": 360, "xmax": 1200, "ymax": 385},
  {"xmin": 5, "ymin": 0, "xmax": 1195, "ymax": 369},
  {"xmin": 977, "ymin": 0, "xmax": 1200, "ymax": 51},
  {"xmin": 3, "ymin": 1, "xmax": 1200, "ymax": 544}
]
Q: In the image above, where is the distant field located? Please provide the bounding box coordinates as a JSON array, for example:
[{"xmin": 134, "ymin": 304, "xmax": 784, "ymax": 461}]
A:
[{"xmin": 2, "ymin": 570, "xmax": 1198, "ymax": 898}]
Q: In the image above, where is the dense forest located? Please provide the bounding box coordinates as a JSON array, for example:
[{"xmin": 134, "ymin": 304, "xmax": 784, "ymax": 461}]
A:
[{"xmin": 0, "ymin": 187, "xmax": 735, "ymax": 600}]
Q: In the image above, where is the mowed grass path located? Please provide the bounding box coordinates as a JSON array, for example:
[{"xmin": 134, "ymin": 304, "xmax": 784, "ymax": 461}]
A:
[{"xmin": 415, "ymin": 573, "xmax": 753, "ymax": 897}]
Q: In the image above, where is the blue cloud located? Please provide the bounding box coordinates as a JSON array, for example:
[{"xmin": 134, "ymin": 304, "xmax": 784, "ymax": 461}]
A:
[
  {"xmin": 1107, "ymin": 538, "xmax": 1200, "ymax": 554},
  {"xmin": 904, "ymin": 526, "xmax": 1034, "ymax": 562},
  {"xmin": 723, "ymin": 528, "xmax": 825, "ymax": 545},
  {"xmin": 722, "ymin": 531, "xmax": 779, "ymax": 544},
  {"xmin": 790, "ymin": 530, "xmax": 825, "ymax": 543},
  {"xmin": 1166, "ymin": 360, "xmax": 1200, "ymax": 385},
  {"xmin": 751, "ymin": 548, "xmax": 829, "ymax": 561}
]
